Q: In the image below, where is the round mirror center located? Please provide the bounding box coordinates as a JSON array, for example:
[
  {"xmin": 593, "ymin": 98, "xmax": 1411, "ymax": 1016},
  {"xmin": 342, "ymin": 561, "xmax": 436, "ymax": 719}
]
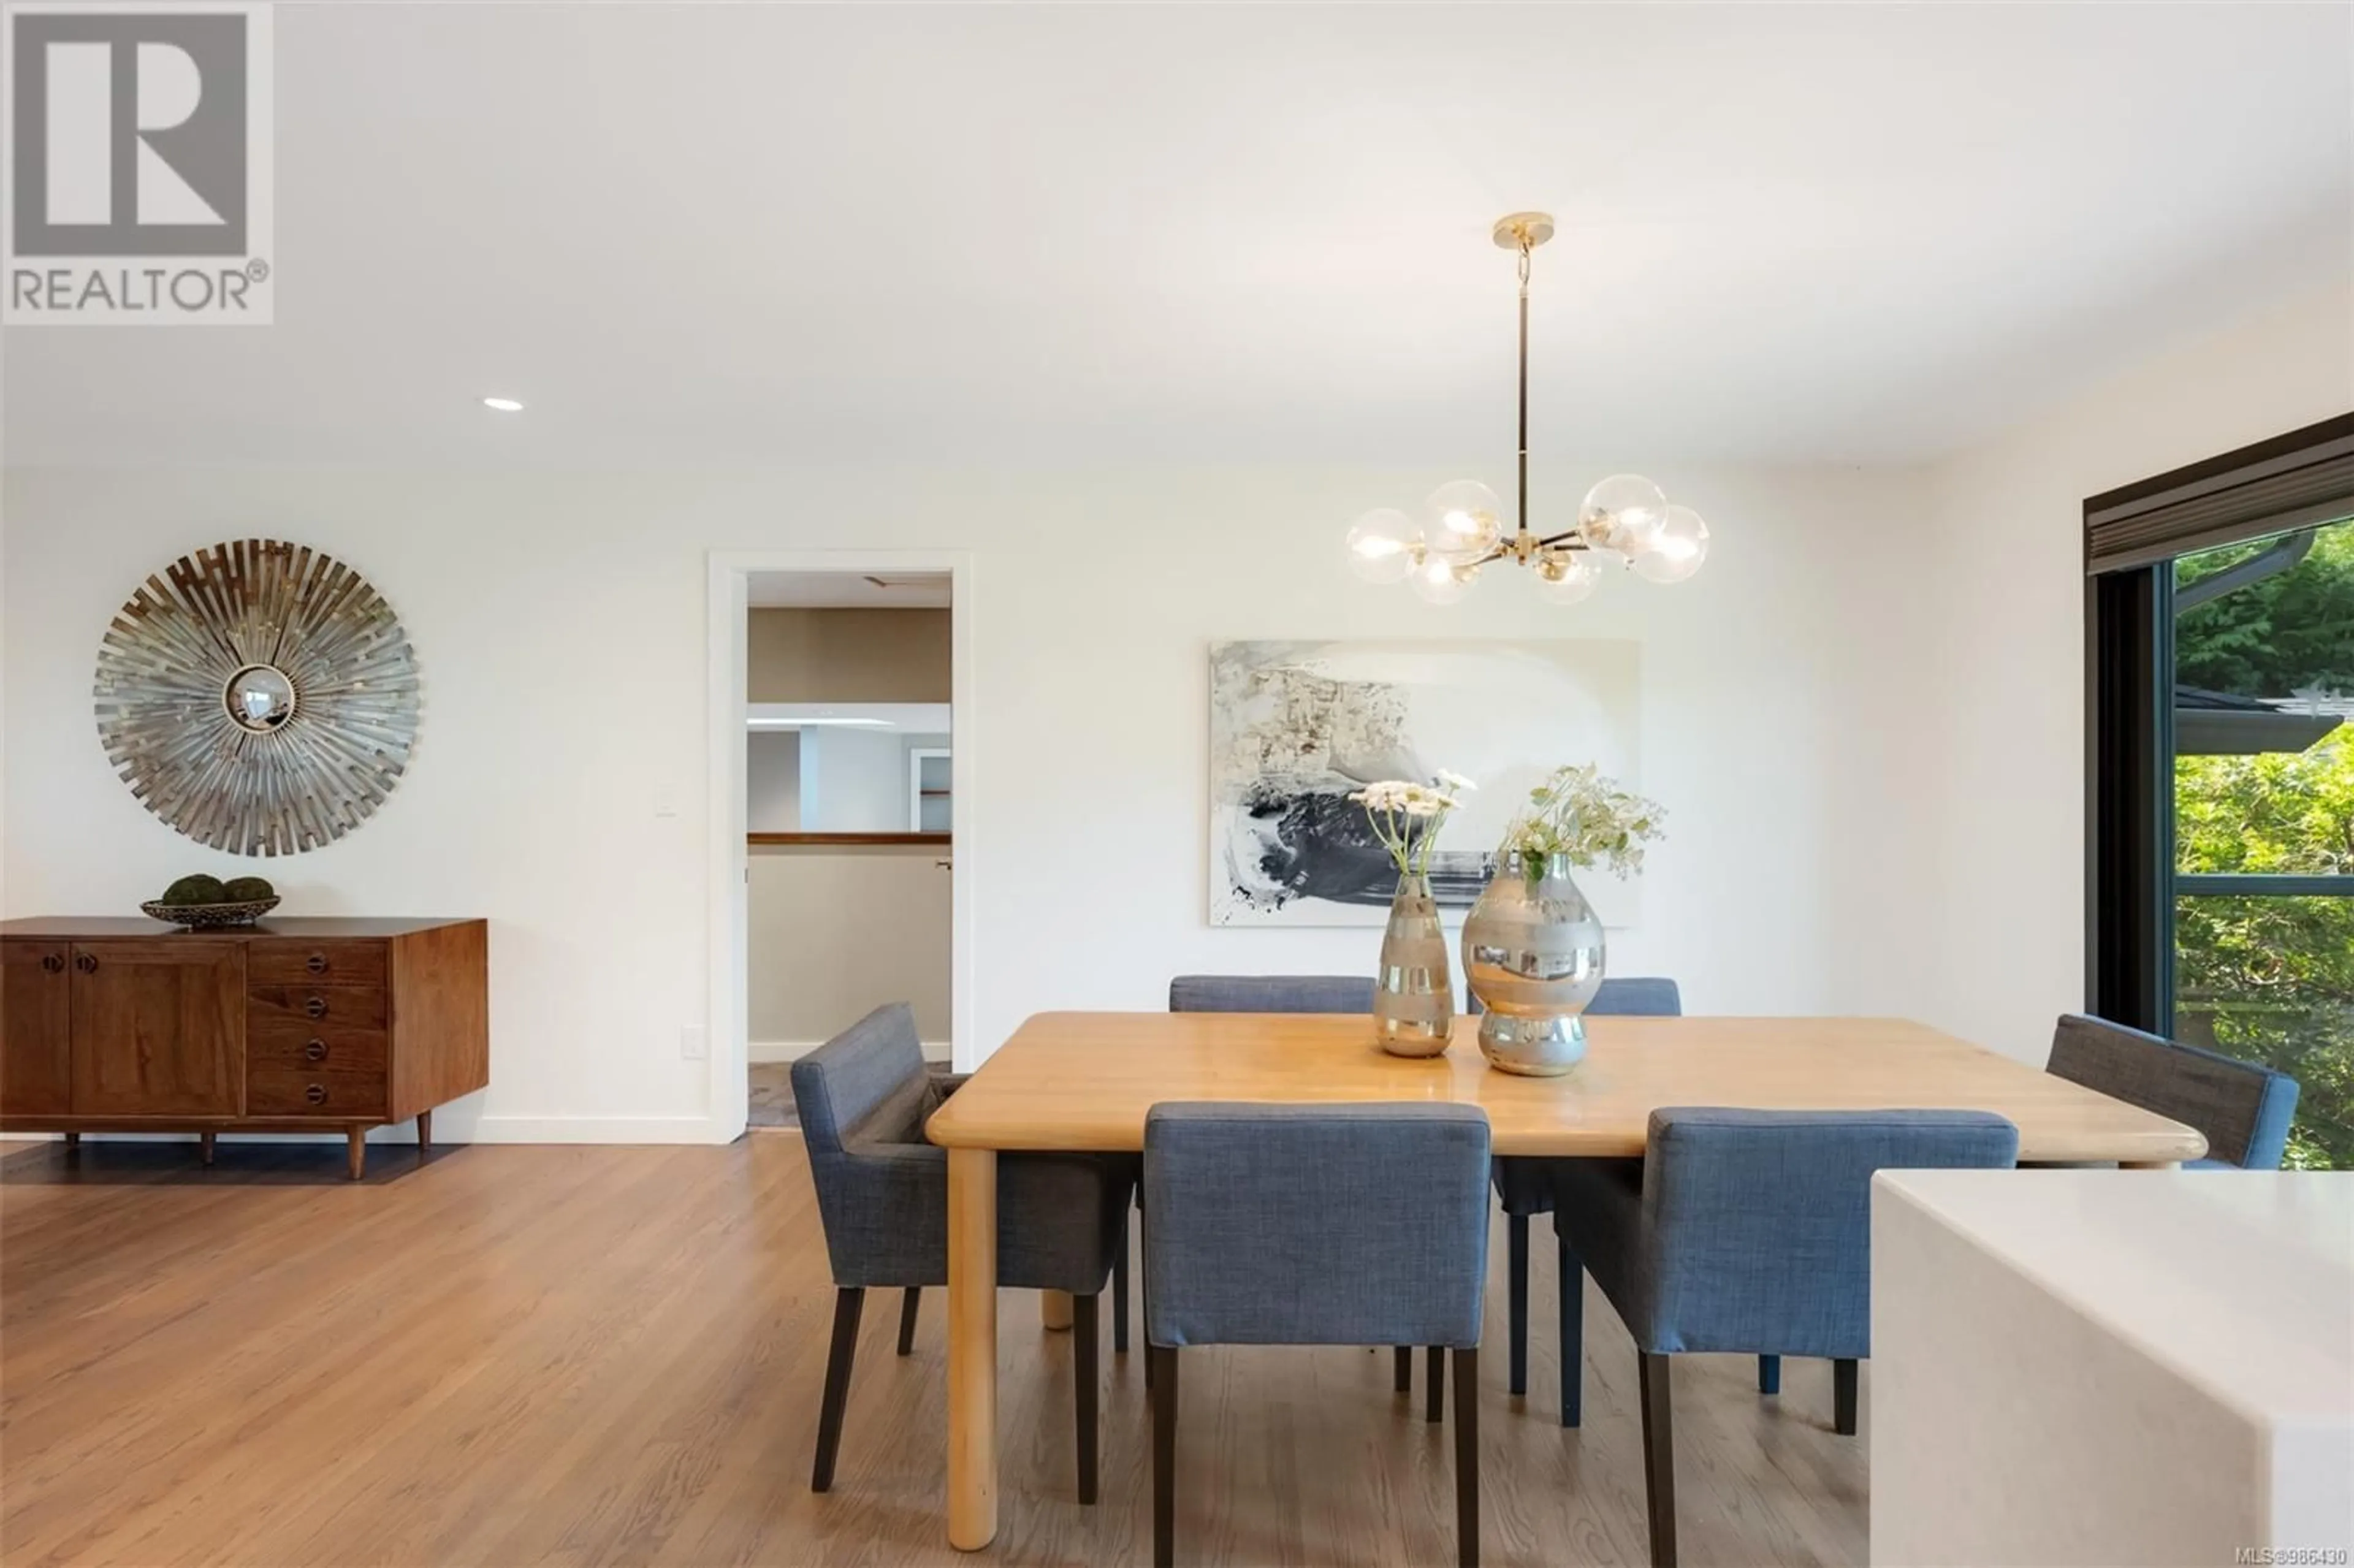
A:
[{"xmin": 223, "ymin": 664, "xmax": 296, "ymax": 733}]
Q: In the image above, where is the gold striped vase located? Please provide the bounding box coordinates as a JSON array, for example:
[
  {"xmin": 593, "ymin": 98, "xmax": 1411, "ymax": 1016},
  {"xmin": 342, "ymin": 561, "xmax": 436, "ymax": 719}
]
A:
[
  {"xmin": 1462, "ymin": 851, "xmax": 1606, "ymax": 1076},
  {"xmin": 1374, "ymin": 873, "xmax": 1454, "ymax": 1057}
]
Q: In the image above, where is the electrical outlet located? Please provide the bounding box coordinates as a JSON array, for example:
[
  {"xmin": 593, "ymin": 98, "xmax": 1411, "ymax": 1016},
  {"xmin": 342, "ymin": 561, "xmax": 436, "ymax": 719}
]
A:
[{"xmin": 679, "ymin": 1025, "xmax": 708, "ymax": 1060}]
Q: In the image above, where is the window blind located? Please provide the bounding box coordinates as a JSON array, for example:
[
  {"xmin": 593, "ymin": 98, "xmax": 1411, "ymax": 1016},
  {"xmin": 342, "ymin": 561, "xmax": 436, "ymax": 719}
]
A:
[{"xmin": 2084, "ymin": 413, "xmax": 2354, "ymax": 575}]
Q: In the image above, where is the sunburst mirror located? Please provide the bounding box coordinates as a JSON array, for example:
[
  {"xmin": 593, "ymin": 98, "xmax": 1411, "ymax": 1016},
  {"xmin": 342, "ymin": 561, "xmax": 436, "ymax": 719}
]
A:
[{"xmin": 94, "ymin": 539, "xmax": 422, "ymax": 856}]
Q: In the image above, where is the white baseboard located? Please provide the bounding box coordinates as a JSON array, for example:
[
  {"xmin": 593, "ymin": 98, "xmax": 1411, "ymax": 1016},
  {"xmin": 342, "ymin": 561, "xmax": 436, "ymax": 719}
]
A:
[
  {"xmin": 468, "ymin": 1115, "xmax": 724, "ymax": 1143},
  {"xmin": 750, "ymin": 1040, "xmax": 953, "ymax": 1064}
]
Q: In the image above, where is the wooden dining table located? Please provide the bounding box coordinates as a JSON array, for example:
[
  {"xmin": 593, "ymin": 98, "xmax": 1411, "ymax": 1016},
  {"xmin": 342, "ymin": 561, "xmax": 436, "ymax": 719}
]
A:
[{"xmin": 921, "ymin": 1010, "xmax": 2207, "ymax": 1551}]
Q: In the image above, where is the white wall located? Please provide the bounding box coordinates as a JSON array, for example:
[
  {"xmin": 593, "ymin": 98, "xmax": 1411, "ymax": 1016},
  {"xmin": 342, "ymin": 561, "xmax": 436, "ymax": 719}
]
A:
[
  {"xmin": 798, "ymin": 727, "xmax": 907, "ymax": 833},
  {"xmin": 4, "ymin": 459, "xmax": 1949, "ymax": 1138},
  {"xmin": 746, "ymin": 730, "xmax": 800, "ymax": 832},
  {"xmin": 1922, "ymin": 281, "xmax": 2354, "ymax": 1061}
]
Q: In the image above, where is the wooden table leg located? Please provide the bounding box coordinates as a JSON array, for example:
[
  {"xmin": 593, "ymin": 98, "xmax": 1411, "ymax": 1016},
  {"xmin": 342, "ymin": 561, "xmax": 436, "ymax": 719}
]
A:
[
  {"xmin": 948, "ymin": 1148, "xmax": 999, "ymax": 1551},
  {"xmin": 417, "ymin": 1109, "xmax": 432, "ymax": 1153},
  {"xmin": 346, "ymin": 1127, "xmax": 367, "ymax": 1182},
  {"xmin": 2120, "ymin": 1160, "xmax": 2182, "ymax": 1170},
  {"xmin": 1042, "ymin": 1289, "xmax": 1073, "ymax": 1331}
]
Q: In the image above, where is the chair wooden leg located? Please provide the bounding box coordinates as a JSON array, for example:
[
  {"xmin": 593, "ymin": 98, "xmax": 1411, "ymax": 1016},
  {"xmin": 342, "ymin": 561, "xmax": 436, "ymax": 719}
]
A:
[
  {"xmin": 1758, "ymin": 1354, "xmax": 1781, "ymax": 1395},
  {"xmin": 1395, "ymin": 1345, "xmax": 1413, "ymax": 1393},
  {"xmin": 1075, "ymin": 1292, "xmax": 1100, "ymax": 1504},
  {"xmin": 1151, "ymin": 1345, "xmax": 1178, "ymax": 1568},
  {"xmin": 897, "ymin": 1287, "xmax": 921, "ymax": 1356},
  {"xmin": 1425, "ymin": 1344, "xmax": 1445, "ymax": 1423},
  {"xmin": 1834, "ymin": 1357, "xmax": 1859, "ymax": 1436},
  {"xmin": 1506, "ymin": 1212, "xmax": 1529, "ymax": 1397},
  {"xmin": 1637, "ymin": 1352, "xmax": 1677, "ymax": 1568},
  {"xmin": 812, "ymin": 1287, "xmax": 864, "ymax": 1492},
  {"xmin": 1560, "ymin": 1228, "xmax": 1583, "ymax": 1428},
  {"xmin": 1452, "ymin": 1346, "xmax": 1480, "ymax": 1568},
  {"xmin": 1112, "ymin": 1220, "xmax": 1131, "ymax": 1354}
]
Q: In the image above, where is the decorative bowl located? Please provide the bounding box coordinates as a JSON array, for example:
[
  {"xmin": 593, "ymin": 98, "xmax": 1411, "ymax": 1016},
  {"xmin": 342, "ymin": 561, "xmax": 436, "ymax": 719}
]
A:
[{"xmin": 140, "ymin": 897, "xmax": 281, "ymax": 929}]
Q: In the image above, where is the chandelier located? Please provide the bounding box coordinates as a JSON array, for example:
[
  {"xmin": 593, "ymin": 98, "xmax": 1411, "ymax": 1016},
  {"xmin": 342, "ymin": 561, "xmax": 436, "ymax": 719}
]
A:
[{"xmin": 1344, "ymin": 212, "xmax": 1711, "ymax": 604}]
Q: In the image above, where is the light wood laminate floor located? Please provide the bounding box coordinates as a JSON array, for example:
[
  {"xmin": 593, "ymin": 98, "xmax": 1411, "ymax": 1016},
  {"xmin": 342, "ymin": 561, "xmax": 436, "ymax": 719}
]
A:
[{"xmin": 0, "ymin": 1135, "xmax": 1866, "ymax": 1566}]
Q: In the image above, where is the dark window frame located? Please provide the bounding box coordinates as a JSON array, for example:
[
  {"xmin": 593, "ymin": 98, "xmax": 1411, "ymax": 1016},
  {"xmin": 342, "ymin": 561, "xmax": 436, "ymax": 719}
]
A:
[
  {"xmin": 2085, "ymin": 565, "xmax": 2174, "ymax": 1030},
  {"xmin": 2085, "ymin": 416, "xmax": 2354, "ymax": 1035}
]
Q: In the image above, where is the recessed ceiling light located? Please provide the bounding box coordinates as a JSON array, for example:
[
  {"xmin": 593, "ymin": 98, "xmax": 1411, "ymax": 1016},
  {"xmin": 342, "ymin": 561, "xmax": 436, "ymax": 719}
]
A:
[{"xmin": 481, "ymin": 396, "xmax": 524, "ymax": 413}]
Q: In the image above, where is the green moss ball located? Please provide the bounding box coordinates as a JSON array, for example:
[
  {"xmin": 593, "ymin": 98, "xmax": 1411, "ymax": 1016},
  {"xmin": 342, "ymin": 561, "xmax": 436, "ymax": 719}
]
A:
[
  {"xmin": 221, "ymin": 876, "xmax": 275, "ymax": 902},
  {"xmin": 161, "ymin": 873, "xmax": 228, "ymax": 906}
]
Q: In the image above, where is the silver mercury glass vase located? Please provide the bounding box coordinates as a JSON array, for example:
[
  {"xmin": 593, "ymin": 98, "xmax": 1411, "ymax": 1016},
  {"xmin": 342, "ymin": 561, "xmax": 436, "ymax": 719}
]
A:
[
  {"xmin": 1374, "ymin": 872, "xmax": 1453, "ymax": 1057},
  {"xmin": 1461, "ymin": 851, "xmax": 1606, "ymax": 1075}
]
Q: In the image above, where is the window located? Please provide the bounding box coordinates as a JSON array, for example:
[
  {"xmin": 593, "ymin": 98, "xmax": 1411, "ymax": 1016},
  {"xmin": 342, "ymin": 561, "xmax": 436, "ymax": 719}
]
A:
[
  {"xmin": 2088, "ymin": 416, "xmax": 2354, "ymax": 1170},
  {"xmin": 2173, "ymin": 522, "xmax": 2353, "ymax": 1168}
]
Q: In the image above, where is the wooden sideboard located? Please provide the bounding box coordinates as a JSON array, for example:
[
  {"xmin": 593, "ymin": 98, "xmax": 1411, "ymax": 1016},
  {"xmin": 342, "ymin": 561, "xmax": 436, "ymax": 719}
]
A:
[{"xmin": 0, "ymin": 916, "xmax": 487, "ymax": 1179}]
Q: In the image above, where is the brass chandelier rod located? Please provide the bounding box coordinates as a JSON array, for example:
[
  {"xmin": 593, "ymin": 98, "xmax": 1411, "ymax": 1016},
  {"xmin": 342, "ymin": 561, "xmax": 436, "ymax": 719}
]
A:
[
  {"xmin": 1516, "ymin": 229, "xmax": 1531, "ymax": 559},
  {"xmin": 1477, "ymin": 215, "xmax": 1586, "ymax": 567}
]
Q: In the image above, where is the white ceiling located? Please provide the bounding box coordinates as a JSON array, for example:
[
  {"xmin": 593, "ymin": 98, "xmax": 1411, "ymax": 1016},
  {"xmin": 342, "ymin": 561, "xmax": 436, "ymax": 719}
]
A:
[
  {"xmin": 748, "ymin": 572, "xmax": 952, "ymax": 610},
  {"xmin": 4, "ymin": 4, "xmax": 2347, "ymax": 470}
]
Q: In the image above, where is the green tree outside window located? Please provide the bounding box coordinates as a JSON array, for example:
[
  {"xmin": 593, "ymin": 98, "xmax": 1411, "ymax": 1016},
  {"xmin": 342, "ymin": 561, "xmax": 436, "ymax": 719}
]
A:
[{"xmin": 2173, "ymin": 520, "xmax": 2354, "ymax": 1170}]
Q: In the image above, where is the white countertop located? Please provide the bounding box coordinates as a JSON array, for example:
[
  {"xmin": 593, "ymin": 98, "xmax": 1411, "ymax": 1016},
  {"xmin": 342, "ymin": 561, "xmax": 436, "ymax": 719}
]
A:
[{"xmin": 1874, "ymin": 1170, "xmax": 2354, "ymax": 1424}]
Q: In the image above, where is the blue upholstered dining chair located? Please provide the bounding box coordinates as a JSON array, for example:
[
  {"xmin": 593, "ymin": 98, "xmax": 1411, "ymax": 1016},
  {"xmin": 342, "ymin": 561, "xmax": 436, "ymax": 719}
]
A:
[
  {"xmin": 1143, "ymin": 1103, "xmax": 1492, "ymax": 1568},
  {"xmin": 2044, "ymin": 1013, "xmax": 2300, "ymax": 1168},
  {"xmin": 1483, "ymin": 976, "xmax": 1685, "ymax": 1423},
  {"xmin": 1157, "ymin": 975, "xmax": 1381, "ymax": 1387},
  {"xmin": 1167, "ymin": 974, "xmax": 1376, "ymax": 1014},
  {"xmin": 1554, "ymin": 1108, "xmax": 2019, "ymax": 1568},
  {"xmin": 791, "ymin": 1003, "xmax": 1133, "ymax": 1502}
]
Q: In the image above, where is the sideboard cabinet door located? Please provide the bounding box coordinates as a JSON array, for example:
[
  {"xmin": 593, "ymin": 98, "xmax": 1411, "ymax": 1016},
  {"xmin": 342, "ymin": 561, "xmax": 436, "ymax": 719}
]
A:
[
  {"xmin": 1, "ymin": 939, "xmax": 73, "ymax": 1114},
  {"xmin": 69, "ymin": 942, "xmax": 245, "ymax": 1117}
]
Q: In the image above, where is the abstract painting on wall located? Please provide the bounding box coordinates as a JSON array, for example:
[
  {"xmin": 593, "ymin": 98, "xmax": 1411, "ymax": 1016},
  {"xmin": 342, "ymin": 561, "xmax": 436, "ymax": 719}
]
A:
[{"xmin": 1208, "ymin": 639, "xmax": 1641, "ymax": 927}]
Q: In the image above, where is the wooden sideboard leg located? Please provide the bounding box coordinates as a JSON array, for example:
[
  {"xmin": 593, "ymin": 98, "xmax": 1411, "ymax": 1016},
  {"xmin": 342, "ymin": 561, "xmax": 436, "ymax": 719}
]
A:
[
  {"xmin": 61, "ymin": 1132, "xmax": 80, "ymax": 1150},
  {"xmin": 199, "ymin": 1132, "xmax": 216, "ymax": 1166},
  {"xmin": 417, "ymin": 1109, "xmax": 432, "ymax": 1154},
  {"xmin": 346, "ymin": 1127, "xmax": 367, "ymax": 1181}
]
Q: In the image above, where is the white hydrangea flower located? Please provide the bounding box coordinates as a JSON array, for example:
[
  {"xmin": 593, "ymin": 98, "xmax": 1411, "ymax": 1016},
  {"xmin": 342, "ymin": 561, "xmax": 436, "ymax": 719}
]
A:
[{"xmin": 1349, "ymin": 770, "xmax": 1473, "ymax": 877}]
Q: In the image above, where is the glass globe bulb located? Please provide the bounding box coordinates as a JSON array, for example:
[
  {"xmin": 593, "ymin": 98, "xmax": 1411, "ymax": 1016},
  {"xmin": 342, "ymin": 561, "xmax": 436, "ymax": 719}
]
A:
[
  {"xmin": 1631, "ymin": 504, "xmax": 1710, "ymax": 584},
  {"xmin": 1578, "ymin": 473, "xmax": 1668, "ymax": 557},
  {"xmin": 1407, "ymin": 555, "xmax": 1474, "ymax": 605},
  {"xmin": 1344, "ymin": 508, "xmax": 1419, "ymax": 585},
  {"xmin": 1534, "ymin": 550, "xmax": 1599, "ymax": 604},
  {"xmin": 1420, "ymin": 479, "xmax": 1505, "ymax": 565}
]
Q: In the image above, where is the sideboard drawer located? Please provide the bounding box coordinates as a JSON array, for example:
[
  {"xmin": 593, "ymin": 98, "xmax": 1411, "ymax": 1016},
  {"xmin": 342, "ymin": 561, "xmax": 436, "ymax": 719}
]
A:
[
  {"xmin": 248, "ymin": 940, "xmax": 387, "ymax": 989},
  {"xmin": 248, "ymin": 984, "xmax": 389, "ymax": 1030},
  {"xmin": 248, "ymin": 1020, "xmax": 389, "ymax": 1073},
  {"xmin": 246, "ymin": 1067, "xmax": 389, "ymax": 1117}
]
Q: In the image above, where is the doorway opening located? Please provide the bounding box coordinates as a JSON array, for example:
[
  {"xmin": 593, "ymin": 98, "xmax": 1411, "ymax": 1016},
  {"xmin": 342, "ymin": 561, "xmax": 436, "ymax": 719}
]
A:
[{"xmin": 705, "ymin": 553, "xmax": 972, "ymax": 1141}]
